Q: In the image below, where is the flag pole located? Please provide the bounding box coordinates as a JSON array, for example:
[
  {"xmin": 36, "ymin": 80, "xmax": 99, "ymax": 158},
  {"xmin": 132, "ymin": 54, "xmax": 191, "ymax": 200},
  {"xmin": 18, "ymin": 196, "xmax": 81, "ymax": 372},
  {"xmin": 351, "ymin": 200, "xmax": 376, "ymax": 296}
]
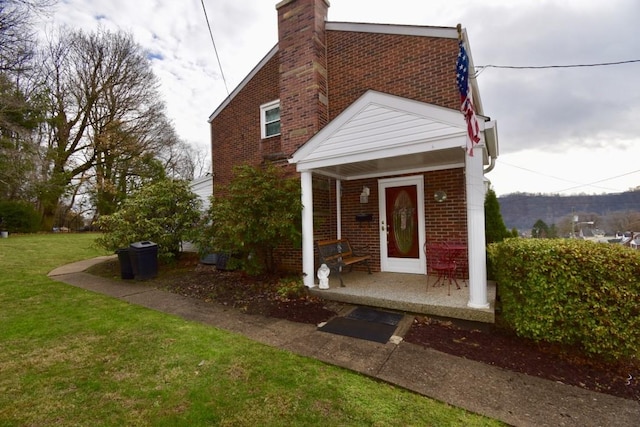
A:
[{"xmin": 455, "ymin": 23, "xmax": 480, "ymax": 156}]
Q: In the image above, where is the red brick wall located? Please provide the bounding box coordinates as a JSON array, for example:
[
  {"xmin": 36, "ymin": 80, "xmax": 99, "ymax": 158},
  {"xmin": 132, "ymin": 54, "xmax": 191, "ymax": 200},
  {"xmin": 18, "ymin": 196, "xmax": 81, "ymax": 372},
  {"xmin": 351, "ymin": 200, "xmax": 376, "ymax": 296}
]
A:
[
  {"xmin": 311, "ymin": 175, "xmax": 336, "ymax": 240},
  {"xmin": 210, "ymin": 2, "xmax": 470, "ymax": 276},
  {"xmin": 212, "ymin": 25, "xmax": 462, "ymax": 190},
  {"xmin": 277, "ymin": 0, "xmax": 329, "ymax": 155},
  {"xmin": 339, "ymin": 178, "xmax": 381, "ymax": 271},
  {"xmin": 274, "ymin": 174, "xmax": 334, "ymax": 273},
  {"xmin": 210, "ymin": 55, "xmax": 281, "ymax": 187},
  {"xmin": 424, "ymin": 169, "xmax": 469, "ymax": 278},
  {"xmin": 327, "ymin": 171, "xmax": 469, "ymax": 249},
  {"xmin": 424, "ymin": 169, "xmax": 468, "ymax": 242},
  {"xmin": 332, "ymin": 169, "xmax": 468, "ymax": 278},
  {"xmin": 327, "ymin": 30, "xmax": 460, "ymax": 119}
]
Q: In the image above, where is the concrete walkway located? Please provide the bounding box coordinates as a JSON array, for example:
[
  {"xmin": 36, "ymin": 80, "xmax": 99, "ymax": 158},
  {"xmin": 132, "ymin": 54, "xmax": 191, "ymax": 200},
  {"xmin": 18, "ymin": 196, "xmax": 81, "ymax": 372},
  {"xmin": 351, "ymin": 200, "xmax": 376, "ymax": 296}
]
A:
[{"xmin": 48, "ymin": 257, "xmax": 640, "ymax": 427}]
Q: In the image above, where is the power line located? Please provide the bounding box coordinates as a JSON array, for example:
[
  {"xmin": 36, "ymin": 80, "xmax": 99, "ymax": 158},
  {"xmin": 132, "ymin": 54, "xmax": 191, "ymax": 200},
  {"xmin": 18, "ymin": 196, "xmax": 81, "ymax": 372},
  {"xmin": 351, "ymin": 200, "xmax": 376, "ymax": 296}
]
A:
[
  {"xmin": 498, "ymin": 159, "xmax": 640, "ymax": 194},
  {"xmin": 552, "ymin": 169, "xmax": 640, "ymax": 194},
  {"xmin": 200, "ymin": 0, "xmax": 230, "ymax": 96},
  {"xmin": 473, "ymin": 59, "xmax": 640, "ymax": 77},
  {"xmin": 498, "ymin": 160, "xmax": 622, "ymax": 192}
]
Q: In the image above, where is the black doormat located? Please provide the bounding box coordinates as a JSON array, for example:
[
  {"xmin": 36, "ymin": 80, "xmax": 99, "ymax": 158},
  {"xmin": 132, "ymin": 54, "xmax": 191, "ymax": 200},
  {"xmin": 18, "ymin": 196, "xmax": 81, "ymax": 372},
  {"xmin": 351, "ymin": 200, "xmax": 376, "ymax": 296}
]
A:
[
  {"xmin": 318, "ymin": 307, "xmax": 404, "ymax": 343},
  {"xmin": 345, "ymin": 307, "xmax": 403, "ymax": 326}
]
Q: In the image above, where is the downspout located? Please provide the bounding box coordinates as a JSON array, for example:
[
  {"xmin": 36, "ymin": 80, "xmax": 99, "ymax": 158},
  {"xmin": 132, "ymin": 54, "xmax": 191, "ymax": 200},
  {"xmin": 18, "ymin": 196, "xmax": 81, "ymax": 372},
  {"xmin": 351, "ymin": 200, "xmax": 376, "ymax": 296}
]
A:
[
  {"xmin": 482, "ymin": 120, "xmax": 498, "ymax": 174},
  {"xmin": 483, "ymin": 155, "xmax": 496, "ymax": 194},
  {"xmin": 484, "ymin": 155, "xmax": 496, "ymax": 174}
]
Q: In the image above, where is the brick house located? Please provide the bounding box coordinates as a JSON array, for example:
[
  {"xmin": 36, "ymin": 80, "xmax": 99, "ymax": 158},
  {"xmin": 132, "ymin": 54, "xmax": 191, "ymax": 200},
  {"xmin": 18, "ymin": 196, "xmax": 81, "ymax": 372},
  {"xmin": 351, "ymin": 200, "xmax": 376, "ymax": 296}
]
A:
[{"xmin": 208, "ymin": 0, "xmax": 499, "ymax": 310}]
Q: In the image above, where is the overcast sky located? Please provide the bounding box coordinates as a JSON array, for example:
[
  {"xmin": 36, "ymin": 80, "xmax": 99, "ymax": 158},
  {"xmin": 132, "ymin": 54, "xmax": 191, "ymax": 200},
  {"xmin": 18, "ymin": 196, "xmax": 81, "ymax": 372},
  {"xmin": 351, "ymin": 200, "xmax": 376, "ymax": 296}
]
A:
[{"xmin": 37, "ymin": 0, "xmax": 640, "ymax": 196}]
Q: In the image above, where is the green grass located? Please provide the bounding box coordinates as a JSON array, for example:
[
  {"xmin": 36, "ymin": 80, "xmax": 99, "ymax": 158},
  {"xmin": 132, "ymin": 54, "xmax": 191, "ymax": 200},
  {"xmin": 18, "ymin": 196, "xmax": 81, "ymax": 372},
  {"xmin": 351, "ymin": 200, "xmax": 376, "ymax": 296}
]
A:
[{"xmin": 0, "ymin": 233, "xmax": 503, "ymax": 426}]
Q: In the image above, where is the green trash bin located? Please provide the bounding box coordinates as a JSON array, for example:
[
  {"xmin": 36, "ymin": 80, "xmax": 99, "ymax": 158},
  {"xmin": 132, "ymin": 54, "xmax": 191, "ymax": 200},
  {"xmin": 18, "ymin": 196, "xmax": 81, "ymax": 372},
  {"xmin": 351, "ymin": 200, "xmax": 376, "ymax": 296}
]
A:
[{"xmin": 129, "ymin": 241, "xmax": 158, "ymax": 280}]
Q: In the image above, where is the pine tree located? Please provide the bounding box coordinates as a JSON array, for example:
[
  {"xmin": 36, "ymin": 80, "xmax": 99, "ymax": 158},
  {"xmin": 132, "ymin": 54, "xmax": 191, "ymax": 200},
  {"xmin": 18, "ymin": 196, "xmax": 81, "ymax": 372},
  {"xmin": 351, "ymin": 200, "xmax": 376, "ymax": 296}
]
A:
[{"xmin": 484, "ymin": 188, "xmax": 511, "ymax": 244}]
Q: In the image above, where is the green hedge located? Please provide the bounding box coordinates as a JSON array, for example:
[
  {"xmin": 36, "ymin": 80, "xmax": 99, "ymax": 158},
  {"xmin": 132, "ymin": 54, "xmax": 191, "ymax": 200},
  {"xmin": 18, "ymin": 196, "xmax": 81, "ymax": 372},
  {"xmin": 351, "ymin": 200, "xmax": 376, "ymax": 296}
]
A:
[
  {"xmin": 0, "ymin": 200, "xmax": 41, "ymax": 233},
  {"xmin": 487, "ymin": 238, "xmax": 640, "ymax": 361}
]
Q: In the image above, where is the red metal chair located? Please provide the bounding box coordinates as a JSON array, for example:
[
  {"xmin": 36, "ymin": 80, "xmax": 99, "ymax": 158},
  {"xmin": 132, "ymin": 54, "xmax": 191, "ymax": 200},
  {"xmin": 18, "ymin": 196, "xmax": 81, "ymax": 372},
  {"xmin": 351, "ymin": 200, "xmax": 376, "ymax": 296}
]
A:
[{"xmin": 425, "ymin": 242, "xmax": 460, "ymax": 295}]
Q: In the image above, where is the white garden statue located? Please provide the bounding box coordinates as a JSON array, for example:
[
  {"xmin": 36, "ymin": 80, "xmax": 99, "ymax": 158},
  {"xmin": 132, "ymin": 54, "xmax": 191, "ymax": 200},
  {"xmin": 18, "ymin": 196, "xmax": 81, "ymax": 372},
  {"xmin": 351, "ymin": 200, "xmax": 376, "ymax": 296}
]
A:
[{"xmin": 317, "ymin": 263, "xmax": 330, "ymax": 289}]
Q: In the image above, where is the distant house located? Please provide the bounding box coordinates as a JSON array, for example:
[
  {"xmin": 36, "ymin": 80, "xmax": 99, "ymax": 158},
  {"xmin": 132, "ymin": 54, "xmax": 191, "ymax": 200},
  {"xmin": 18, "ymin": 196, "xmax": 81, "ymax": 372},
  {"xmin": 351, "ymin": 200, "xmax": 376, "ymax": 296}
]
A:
[
  {"xmin": 189, "ymin": 174, "xmax": 213, "ymax": 211},
  {"xmin": 182, "ymin": 174, "xmax": 213, "ymax": 254},
  {"xmin": 207, "ymin": 0, "xmax": 499, "ymax": 310},
  {"xmin": 618, "ymin": 232, "xmax": 640, "ymax": 249}
]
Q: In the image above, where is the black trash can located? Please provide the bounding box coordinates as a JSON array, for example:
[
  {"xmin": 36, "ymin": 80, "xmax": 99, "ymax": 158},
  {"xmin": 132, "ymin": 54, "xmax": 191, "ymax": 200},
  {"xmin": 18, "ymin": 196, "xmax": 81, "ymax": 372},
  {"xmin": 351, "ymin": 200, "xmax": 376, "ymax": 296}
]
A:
[
  {"xmin": 129, "ymin": 241, "xmax": 158, "ymax": 280},
  {"xmin": 116, "ymin": 248, "xmax": 134, "ymax": 280},
  {"xmin": 216, "ymin": 252, "xmax": 231, "ymax": 270}
]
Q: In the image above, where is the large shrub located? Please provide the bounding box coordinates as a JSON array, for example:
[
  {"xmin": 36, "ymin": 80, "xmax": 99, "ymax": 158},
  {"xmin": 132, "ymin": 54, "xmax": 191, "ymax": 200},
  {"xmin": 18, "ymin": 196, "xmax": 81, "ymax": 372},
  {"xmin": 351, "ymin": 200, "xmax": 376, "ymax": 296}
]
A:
[
  {"xmin": 197, "ymin": 164, "xmax": 302, "ymax": 275},
  {"xmin": 488, "ymin": 238, "xmax": 640, "ymax": 361},
  {"xmin": 95, "ymin": 179, "xmax": 202, "ymax": 262},
  {"xmin": 0, "ymin": 200, "xmax": 41, "ymax": 233}
]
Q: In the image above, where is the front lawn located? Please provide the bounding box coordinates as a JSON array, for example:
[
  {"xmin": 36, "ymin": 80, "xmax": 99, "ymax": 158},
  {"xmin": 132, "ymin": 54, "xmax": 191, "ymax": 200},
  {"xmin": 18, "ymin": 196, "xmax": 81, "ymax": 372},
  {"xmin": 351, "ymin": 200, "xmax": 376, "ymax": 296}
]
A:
[{"xmin": 0, "ymin": 233, "xmax": 501, "ymax": 426}]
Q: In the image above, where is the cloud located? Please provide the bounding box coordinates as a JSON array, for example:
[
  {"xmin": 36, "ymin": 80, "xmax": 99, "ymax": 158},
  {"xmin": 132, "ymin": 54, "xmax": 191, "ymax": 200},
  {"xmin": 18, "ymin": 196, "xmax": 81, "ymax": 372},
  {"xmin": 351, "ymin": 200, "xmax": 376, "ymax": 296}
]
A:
[
  {"xmin": 464, "ymin": 0, "xmax": 640, "ymax": 156},
  {"xmin": 38, "ymin": 0, "xmax": 640, "ymax": 192}
]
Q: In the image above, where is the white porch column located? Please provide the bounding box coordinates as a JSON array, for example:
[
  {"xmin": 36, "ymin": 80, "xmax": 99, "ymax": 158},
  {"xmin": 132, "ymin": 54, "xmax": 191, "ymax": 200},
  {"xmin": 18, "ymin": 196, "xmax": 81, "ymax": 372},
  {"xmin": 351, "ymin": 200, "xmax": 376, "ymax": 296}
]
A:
[
  {"xmin": 301, "ymin": 171, "xmax": 315, "ymax": 288},
  {"xmin": 336, "ymin": 180, "xmax": 342, "ymax": 239},
  {"xmin": 465, "ymin": 148, "xmax": 489, "ymax": 308}
]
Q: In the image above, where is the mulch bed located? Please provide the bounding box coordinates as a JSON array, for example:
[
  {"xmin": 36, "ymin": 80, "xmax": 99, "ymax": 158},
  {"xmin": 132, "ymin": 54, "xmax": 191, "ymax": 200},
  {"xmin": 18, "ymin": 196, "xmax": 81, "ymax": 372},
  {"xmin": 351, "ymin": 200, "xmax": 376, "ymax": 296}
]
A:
[
  {"xmin": 405, "ymin": 316, "xmax": 639, "ymax": 401},
  {"xmin": 87, "ymin": 254, "xmax": 640, "ymax": 401}
]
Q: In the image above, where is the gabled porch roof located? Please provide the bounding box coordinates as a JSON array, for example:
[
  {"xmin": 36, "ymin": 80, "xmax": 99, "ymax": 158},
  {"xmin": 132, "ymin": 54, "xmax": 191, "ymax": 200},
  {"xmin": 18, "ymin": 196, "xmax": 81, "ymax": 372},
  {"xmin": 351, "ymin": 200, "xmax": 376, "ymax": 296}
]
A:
[
  {"xmin": 290, "ymin": 90, "xmax": 498, "ymax": 178},
  {"xmin": 291, "ymin": 90, "xmax": 496, "ymax": 310}
]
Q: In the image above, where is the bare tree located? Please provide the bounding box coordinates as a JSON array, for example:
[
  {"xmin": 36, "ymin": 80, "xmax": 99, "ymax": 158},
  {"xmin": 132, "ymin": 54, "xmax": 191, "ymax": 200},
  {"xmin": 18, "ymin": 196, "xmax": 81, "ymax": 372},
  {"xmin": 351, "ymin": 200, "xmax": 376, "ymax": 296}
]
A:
[
  {"xmin": 604, "ymin": 211, "xmax": 640, "ymax": 234},
  {"xmin": 187, "ymin": 142, "xmax": 212, "ymax": 179},
  {"xmin": 36, "ymin": 27, "xmax": 182, "ymax": 228},
  {"xmin": 160, "ymin": 139, "xmax": 212, "ymax": 181},
  {"xmin": 0, "ymin": 0, "xmax": 55, "ymax": 72}
]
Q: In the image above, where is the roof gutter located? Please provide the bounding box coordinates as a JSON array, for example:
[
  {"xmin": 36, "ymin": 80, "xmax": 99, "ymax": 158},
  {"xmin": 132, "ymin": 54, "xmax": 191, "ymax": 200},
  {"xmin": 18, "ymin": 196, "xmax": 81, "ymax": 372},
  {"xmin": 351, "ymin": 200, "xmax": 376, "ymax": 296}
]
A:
[{"xmin": 483, "ymin": 120, "xmax": 498, "ymax": 174}]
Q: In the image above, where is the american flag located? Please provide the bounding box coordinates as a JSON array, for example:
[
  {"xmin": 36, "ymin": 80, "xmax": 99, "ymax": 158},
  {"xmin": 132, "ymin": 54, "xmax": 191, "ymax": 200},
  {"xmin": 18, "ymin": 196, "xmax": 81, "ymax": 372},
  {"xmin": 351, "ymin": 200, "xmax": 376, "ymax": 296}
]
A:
[{"xmin": 456, "ymin": 39, "xmax": 481, "ymax": 156}]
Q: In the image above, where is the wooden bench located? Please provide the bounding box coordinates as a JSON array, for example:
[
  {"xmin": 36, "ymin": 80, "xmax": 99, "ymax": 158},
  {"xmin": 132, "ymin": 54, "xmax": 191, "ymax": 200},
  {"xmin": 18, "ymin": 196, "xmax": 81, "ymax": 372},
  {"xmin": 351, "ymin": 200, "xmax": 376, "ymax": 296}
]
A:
[{"xmin": 316, "ymin": 239, "xmax": 372, "ymax": 287}]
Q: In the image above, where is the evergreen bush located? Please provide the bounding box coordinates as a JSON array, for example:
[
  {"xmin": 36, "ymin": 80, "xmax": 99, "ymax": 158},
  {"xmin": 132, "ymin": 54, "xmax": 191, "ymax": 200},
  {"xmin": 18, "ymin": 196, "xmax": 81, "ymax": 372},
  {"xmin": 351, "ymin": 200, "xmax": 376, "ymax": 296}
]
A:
[
  {"xmin": 197, "ymin": 164, "xmax": 302, "ymax": 275},
  {"xmin": 95, "ymin": 179, "xmax": 202, "ymax": 262}
]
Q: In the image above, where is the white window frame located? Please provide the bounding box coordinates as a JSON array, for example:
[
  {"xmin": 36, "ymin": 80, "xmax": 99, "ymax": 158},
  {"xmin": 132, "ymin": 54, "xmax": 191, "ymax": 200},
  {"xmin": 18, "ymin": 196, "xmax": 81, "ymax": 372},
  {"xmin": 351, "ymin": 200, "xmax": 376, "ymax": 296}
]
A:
[{"xmin": 260, "ymin": 99, "xmax": 281, "ymax": 139}]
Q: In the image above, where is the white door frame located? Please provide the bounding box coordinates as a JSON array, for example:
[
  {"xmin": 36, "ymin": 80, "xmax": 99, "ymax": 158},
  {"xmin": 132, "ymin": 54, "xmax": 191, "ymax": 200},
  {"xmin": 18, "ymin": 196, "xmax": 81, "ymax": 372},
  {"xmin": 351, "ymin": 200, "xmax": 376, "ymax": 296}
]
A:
[{"xmin": 378, "ymin": 175, "xmax": 426, "ymax": 274}]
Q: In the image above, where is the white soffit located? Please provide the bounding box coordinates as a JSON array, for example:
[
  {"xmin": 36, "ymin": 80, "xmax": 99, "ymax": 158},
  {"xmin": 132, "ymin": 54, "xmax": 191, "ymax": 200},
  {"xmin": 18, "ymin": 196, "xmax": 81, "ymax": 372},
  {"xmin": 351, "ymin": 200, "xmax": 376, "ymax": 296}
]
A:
[{"xmin": 291, "ymin": 90, "xmax": 479, "ymax": 173}]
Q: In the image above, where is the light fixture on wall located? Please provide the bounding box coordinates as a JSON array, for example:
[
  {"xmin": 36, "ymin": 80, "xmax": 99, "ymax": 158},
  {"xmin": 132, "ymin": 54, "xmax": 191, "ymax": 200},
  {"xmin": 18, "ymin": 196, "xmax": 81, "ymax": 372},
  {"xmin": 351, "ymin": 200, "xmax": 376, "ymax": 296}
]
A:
[
  {"xmin": 360, "ymin": 186, "xmax": 370, "ymax": 203},
  {"xmin": 434, "ymin": 190, "xmax": 447, "ymax": 203}
]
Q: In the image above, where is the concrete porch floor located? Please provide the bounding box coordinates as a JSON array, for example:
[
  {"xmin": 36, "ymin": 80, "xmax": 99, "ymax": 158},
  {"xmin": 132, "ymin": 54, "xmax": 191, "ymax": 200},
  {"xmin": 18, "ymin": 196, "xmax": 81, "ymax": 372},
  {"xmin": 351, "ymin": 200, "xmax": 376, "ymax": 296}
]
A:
[{"xmin": 309, "ymin": 271, "xmax": 496, "ymax": 323}]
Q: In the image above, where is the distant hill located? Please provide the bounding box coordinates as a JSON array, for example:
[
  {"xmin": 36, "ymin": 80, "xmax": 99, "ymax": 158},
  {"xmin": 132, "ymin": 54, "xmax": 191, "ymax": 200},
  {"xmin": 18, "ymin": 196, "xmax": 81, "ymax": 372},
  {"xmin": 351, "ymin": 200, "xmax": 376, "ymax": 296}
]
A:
[{"xmin": 497, "ymin": 191, "xmax": 640, "ymax": 232}]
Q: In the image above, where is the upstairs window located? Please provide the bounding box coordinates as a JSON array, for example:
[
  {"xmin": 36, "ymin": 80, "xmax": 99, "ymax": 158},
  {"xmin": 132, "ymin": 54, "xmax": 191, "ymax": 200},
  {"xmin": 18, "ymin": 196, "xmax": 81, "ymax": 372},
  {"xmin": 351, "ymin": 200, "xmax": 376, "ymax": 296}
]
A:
[{"xmin": 260, "ymin": 100, "xmax": 280, "ymax": 138}]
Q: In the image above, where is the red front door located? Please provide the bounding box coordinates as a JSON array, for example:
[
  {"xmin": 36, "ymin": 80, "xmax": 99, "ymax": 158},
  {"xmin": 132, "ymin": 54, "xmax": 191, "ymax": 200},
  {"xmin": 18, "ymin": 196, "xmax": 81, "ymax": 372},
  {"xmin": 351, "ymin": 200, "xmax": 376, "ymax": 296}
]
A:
[{"xmin": 385, "ymin": 185, "xmax": 419, "ymax": 259}]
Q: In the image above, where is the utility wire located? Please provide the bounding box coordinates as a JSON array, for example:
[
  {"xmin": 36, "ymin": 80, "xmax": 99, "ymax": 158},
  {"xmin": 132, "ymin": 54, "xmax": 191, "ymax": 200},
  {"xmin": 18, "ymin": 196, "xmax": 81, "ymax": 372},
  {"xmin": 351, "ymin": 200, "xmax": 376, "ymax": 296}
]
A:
[
  {"xmin": 473, "ymin": 59, "xmax": 640, "ymax": 77},
  {"xmin": 476, "ymin": 59, "xmax": 640, "ymax": 70},
  {"xmin": 200, "ymin": 0, "xmax": 230, "ymax": 96},
  {"xmin": 498, "ymin": 160, "xmax": 621, "ymax": 193},
  {"xmin": 552, "ymin": 169, "xmax": 640, "ymax": 194},
  {"xmin": 498, "ymin": 159, "xmax": 640, "ymax": 195}
]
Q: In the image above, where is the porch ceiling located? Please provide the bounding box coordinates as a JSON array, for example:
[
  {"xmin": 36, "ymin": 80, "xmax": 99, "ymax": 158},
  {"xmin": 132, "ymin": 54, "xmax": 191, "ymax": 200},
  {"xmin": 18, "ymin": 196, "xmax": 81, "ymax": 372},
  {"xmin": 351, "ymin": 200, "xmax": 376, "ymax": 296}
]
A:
[
  {"xmin": 290, "ymin": 90, "xmax": 494, "ymax": 180},
  {"xmin": 312, "ymin": 146, "xmax": 465, "ymax": 181}
]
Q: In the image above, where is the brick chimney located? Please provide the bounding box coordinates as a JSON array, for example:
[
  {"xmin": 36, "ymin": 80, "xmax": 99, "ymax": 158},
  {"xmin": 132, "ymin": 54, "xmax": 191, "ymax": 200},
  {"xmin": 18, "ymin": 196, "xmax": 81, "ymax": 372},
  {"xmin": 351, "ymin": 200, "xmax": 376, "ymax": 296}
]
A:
[{"xmin": 276, "ymin": 0, "xmax": 329, "ymax": 156}]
